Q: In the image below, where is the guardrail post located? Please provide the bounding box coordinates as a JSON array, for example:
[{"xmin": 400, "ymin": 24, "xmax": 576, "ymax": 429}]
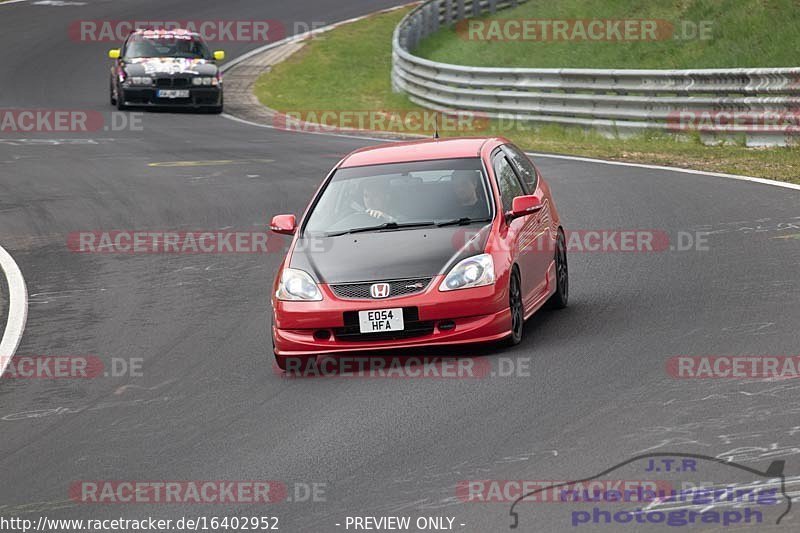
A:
[
  {"xmin": 432, "ymin": 0, "xmax": 441, "ymax": 31},
  {"xmin": 443, "ymin": 0, "xmax": 453, "ymax": 26},
  {"xmin": 471, "ymin": 0, "xmax": 480, "ymax": 17},
  {"xmin": 489, "ymin": 0, "xmax": 497, "ymax": 14},
  {"xmin": 410, "ymin": 13, "xmax": 421, "ymax": 50},
  {"xmin": 420, "ymin": 2, "xmax": 429, "ymax": 36},
  {"xmin": 456, "ymin": 0, "xmax": 465, "ymax": 21}
]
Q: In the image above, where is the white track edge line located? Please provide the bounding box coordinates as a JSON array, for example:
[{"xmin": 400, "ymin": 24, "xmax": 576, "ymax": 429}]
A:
[
  {"xmin": 526, "ymin": 152, "xmax": 800, "ymax": 191},
  {"xmin": 0, "ymin": 244, "xmax": 28, "ymax": 376}
]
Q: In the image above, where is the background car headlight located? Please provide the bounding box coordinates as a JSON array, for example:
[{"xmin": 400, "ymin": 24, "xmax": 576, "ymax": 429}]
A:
[
  {"xmin": 439, "ymin": 253, "xmax": 495, "ymax": 291},
  {"xmin": 276, "ymin": 268, "xmax": 322, "ymax": 301},
  {"xmin": 128, "ymin": 76, "xmax": 154, "ymax": 86},
  {"xmin": 192, "ymin": 77, "xmax": 217, "ymax": 86}
]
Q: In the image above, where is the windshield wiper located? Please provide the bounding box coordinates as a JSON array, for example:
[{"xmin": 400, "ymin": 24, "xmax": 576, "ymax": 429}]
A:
[
  {"xmin": 324, "ymin": 221, "xmax": 436, "ymax": 237},
  {"xmin": 435, "ymin": 217, "xmax": 492, "ymax": 227}
]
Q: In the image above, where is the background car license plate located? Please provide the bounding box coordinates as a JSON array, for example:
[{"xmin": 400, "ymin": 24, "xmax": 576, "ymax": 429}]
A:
[
  {"xmin": 157, "ymin": 89, "xmax": 190, "ymax": 98},
  {"xmin": 358, "ymin": 308, "xmax": 404, "ymax": 333}
]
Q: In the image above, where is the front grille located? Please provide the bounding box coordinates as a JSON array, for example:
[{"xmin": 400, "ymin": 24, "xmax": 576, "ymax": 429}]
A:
[
  {"xmin": 333, "ymin": 307, "xmax": 434, "ymax": 342},
  {"xmin": 155, "ymin": 77, "xmax": 191, "ymax": 88},
  {"xmin": 331, "ymin": 278, "xmax": 432, "ymax": 300}
]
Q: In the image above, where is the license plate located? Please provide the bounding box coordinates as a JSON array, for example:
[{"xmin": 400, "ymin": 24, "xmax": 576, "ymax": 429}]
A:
[
  {"xmin": 358, "ymin": 308, "xmax": 404, "ymax": 333},
  {"xmin": 157, "ymin": 89, "xmax": 190, "ymax": 98}
]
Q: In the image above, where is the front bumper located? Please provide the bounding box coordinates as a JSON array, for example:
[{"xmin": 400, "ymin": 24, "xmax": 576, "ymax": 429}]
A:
[
  {"xmin": 272, "ymin": 276, "xmax": 510, "ymax": 356},
  {"xmin": 119, "ymin": 86, "xmax": 222, "ymax": 108}
]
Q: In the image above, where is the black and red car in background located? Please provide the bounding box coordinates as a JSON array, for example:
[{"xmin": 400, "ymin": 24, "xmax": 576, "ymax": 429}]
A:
[{"xmin": 109, "ymin": 28, "xmax": 225, "ymax": 113}]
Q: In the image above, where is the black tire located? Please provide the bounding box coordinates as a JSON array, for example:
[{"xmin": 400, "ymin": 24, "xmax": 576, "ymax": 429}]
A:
[
  {"xmin": 547, "ymin": 229, "xmax": 569, "ymax": 309},
  {"xmin": 116, "ymin": 88, "xmax": 127, "ymax": 111},
  {"xmin": 208, "ymin": 94, "xmax": 223, "ymax": 114},
  {"xmin": 506, "ymin": 268, "xmax": 524, "ymax": 346},
  {"xmin": 109, "ymin": 80, "xmax": 117, "ymax": 106}
]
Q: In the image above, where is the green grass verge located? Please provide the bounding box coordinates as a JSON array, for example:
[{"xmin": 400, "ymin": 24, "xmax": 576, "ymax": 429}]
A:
[
  {"xmin": 416, "ymin": 0, "xmax": 800, "ymax": 69},
  {"xmin": 254, "ymin": 7, "xmax": 800, "ymax": 184}
]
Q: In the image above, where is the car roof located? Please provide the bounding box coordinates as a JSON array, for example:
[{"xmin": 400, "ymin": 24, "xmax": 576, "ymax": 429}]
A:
[{"xmin": 338, "ymin": 137, "xmax": 508, "ymax": 168}]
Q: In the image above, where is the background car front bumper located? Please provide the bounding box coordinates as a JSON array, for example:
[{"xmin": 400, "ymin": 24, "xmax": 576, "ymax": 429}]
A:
[{"xmin": 120, "ymin": 86, "xmax": 222, "ymax": 107}]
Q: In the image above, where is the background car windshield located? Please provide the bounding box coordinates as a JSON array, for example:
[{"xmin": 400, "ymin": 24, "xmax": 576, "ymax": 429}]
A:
[
  {"xmin": 303, "ymin": 158, "xmax": 491, "ymax": 235},
  {"xmin": 125, "ymin": 34, "xmax": 211, "ymax": 59}
]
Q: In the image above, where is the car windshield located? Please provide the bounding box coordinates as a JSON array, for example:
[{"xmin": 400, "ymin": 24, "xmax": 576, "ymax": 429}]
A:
[
  {"xmin": 125, "ymin": 32, "xmax": 211, "ymax": 59},
  {"xmin": 303, "ymin": 158, "xmax": 492, "ymax": 236}
]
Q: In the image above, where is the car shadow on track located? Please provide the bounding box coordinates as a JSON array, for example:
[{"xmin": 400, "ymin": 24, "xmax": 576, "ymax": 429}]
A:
[{"xmin": 119, "ymin": 107, "xmax": 220, "ymax": 115}]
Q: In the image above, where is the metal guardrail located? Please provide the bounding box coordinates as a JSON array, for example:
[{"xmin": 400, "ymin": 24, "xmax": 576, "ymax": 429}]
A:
[{"xmin": 392, "ymin": 0, "xmax": 800, "ymax": 145}]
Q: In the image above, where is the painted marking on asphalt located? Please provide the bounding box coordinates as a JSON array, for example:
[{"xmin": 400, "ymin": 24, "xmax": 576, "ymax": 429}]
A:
[
  {"xmin": 0, "ymin": 139, "xmax": 110, "ymax": 146},
  {"xmin": 0, "ymin": 499, "xmax": 77, "ymax": 515},
  {"xmin": 114, "ymin": 379, "xmax": 176, "ymax": 396},
  {"xmin": 772, "ymin": 233, "xmax": 800, "ymax": 240},
  {"xmin": 1, "ymin": 396, "xmax": 172, "ymax": 422},
  {"xmin": 32, "ymin": 0, "xmax": 86, "ymax": 5},
  {"xmin": 148, "ymin": 159, "xmax": 274, "ymax": 167},
  {"xmin": 222, "ymin": 113, "xmax": 397, "ymax": 143},
  {"xmin": 0, "ymin": 243, "xmax": 28, "ymax": 376}
]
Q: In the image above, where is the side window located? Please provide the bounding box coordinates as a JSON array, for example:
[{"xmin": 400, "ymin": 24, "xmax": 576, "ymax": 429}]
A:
[
  {"xmin": 503, "ymin": 144, "xmax": 538, "ymax": 193},
  {"xmin": 493, "ymin": 154, "xmax": 525, "ymax": 212}
]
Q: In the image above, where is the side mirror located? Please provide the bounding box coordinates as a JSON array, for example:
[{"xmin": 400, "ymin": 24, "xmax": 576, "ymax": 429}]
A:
[
  {"xmin": 108, "ymin": 49, "xmax": 121, "ymax": 59},
  {"xmin": 507, "ymin": 195, "xmax": 544, "ymax": 220},
  {"xmin": 270, "ymin": 214, "xmax": 297, "ymax": 235},
  {"xmin": 213, "ymin": 50, "xmax": 225, "ymax": 61}
]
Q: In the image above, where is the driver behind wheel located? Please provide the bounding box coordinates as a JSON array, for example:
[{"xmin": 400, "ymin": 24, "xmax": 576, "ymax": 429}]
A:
[{"xmin": 361, "ymin": 180, "xmax": 397, "ymax": 221}]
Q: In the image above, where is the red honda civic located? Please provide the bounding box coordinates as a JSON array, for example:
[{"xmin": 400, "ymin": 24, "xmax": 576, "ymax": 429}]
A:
[{"xmin": 269, "ymin": 137, "xmax": 568, "ymax": 371}]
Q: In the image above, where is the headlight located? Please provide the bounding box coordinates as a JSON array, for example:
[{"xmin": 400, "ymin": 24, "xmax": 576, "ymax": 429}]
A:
[
  {"xmin": 192, "ymin": 77, "xmax": 217, "ymax": 86},
  {"xmin": 276, "ymin": 268, "xmax": 322, "ymax": 301},
  {"xmin": 439, "ymin": 254, "xmax": 495, "ymax": 291},
  {"xmin": 128, "ymin": 76, "xmax": 154, "ymax": 86}
]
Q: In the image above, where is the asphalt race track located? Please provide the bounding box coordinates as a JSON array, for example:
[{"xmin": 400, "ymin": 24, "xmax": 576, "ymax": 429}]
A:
[{"xmin": 1, "ymin": 1, "xmax": 799, "ymax": 532}]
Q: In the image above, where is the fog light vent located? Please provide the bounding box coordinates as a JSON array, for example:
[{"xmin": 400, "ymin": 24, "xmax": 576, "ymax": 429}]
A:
[
  {"xmin": 438, "ymin": 320, "xmax": 456, "ymax": 331},
  {"xmin": 314, "ymin": 330, "xmax": 331, "ymax": 340}
]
